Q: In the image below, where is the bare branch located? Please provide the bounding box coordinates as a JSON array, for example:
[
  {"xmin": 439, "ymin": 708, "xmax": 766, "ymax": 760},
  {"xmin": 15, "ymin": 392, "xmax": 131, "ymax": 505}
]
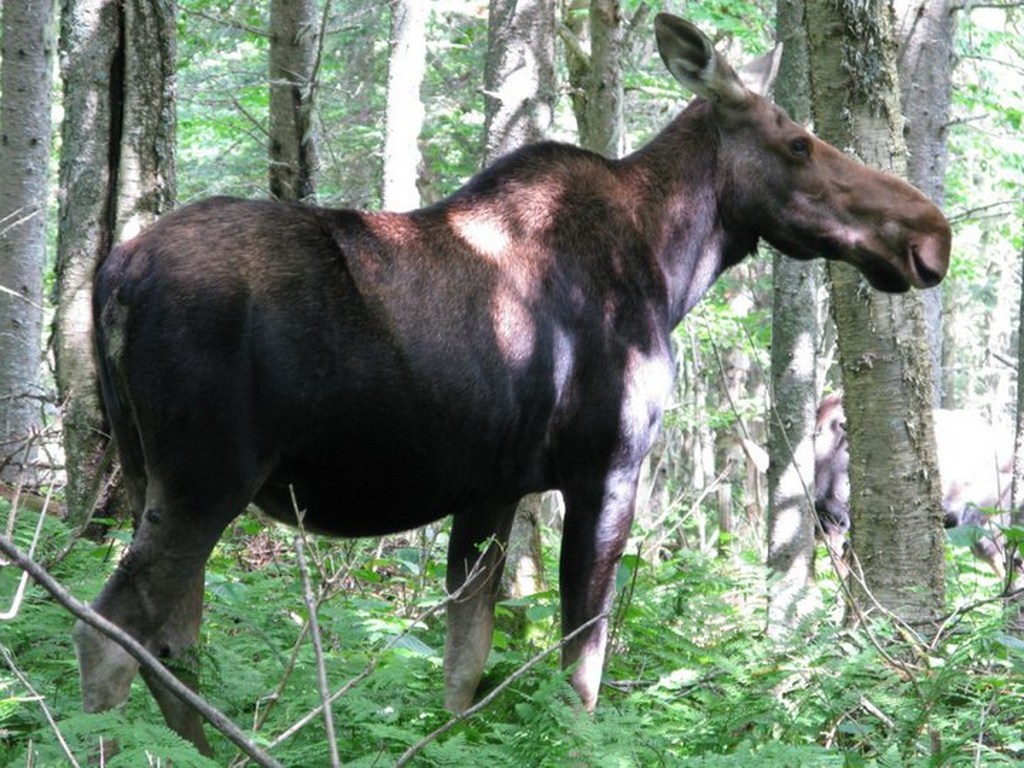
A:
[
  {"xmin": 293, "ymin": 499, "xmax": 340, "ymax": 768},
  {"xmin": 229, "ymin": 95, "xmax": 272, "ymax": 140},
  {"xmin": 557, "ymin": 21, "xmax": 590, "ymax": 68},
  {"xmin": 948, "ymin": 198, "xmax": 1018, "ymax": 226},
  {"xmin": 185, "ymin": 8, "xmax": 272, "ymax": 38},
  {"xmin": 0, "ymin": 483, "xmax": 53, "ymax": 619},
  {"xmin": 952, "ymin": 0, "xmax": 1024, "ymax": 10}
]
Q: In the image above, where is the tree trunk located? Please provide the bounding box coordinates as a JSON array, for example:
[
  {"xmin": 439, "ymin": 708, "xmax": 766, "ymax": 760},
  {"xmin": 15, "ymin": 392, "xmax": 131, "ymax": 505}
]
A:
[
  {"xmin": 1009, "ymin": 240, "xmax": 1024, "ymax": 631},
  {"xmin": 766, "ymin": 0, "xmax": 830, "ymax": 635},
  {"xmin": 381, "ymin": 0, "xmax": 427, "ymax": 211},
  {"xmin": 563, "ymin": 0, "xmax": 624, "ymax": 157},
  {"xmin": 268, "ymin": 0, "xmax": 319, "ymax": 203},
  {"xmin": 481, "ymin": 0, "xmax": 557, "ymax": 601},
  {"xmin": 894, "ymin": 0, "xmax": 956, "ymax": 403},
  {"xmin": 0, "ymin": 0, "xmax": 55, "ymax": 482},
  {"xmin": 806, "ymin": 0, "xmax": 945, "ymax": 625},
  {"xmin": 482, "ymin": 0, "xmax": 555, "ymax": 165},
  {"xmin": 55, "ymin": 0, "xmax": 177, "ymax": 525}
]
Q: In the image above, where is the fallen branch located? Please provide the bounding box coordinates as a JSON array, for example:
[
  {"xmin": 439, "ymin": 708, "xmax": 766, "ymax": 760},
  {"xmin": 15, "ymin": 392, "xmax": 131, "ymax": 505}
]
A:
[{"xmin": 0, "ymin": 535, "xmax": 283, "ymax": 768}]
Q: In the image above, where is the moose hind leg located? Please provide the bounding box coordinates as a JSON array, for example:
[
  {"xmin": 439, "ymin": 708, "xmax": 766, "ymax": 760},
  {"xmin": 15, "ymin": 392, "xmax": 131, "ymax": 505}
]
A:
[{"xmin": 443, "ymin": 504, "xmax": 516, "ymax": 712}]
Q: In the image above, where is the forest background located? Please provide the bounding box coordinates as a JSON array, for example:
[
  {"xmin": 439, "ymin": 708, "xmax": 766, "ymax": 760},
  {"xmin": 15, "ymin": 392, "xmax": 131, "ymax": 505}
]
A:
[{"xmin": 0, "ymin": 0, "xmax": 1022, "ymax": 765}]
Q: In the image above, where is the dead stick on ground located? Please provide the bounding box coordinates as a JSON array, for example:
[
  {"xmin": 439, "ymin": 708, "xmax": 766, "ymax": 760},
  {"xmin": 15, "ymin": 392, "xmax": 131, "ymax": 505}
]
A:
[{"xmin": 0, "ymin": 535, "xmax": 283, "ymax": 768}]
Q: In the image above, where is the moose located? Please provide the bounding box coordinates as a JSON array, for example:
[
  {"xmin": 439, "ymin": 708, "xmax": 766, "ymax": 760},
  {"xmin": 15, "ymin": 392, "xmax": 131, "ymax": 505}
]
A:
[
  {"xmin": 814, "ymin": 393, "xmax": 1019, "ymax": 577},
  {"xmin": 77, "ymin": 14, "xmax": 951, "ymax": 754}
]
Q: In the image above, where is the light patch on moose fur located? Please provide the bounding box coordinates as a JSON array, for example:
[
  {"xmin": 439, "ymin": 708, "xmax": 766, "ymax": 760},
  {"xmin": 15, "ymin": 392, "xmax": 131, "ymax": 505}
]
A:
[
  {"xmin": 490, "ymin": 286, "xmax": 535, "ymax": 365},
  {"xmin": 449, "ymin": 208, "xmax": 511, "ymax": 262},
  {"xmin": 619, "ymin": 347, "xmax": 673, "ymax": 455}
]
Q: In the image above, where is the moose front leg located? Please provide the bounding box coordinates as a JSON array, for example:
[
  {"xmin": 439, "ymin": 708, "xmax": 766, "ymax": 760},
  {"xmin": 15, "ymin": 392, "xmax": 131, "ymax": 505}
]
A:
[
  {"xmin": 443, "ymin": 504, "xmax": 516, "ymax": 712},
  {"xmin": 559, "ymin": 465, "xmax": 641, "ymax": 709}
]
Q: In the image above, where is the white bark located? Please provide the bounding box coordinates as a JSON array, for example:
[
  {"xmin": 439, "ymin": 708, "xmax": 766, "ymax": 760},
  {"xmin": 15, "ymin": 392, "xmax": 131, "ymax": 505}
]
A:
[
  {"xmin": 0, "ymin": 0, "xmax": 55, "ymax": 478},
  {"xmin": 381, "ymin": 0, "xmax": 427, "ymax": 211}
]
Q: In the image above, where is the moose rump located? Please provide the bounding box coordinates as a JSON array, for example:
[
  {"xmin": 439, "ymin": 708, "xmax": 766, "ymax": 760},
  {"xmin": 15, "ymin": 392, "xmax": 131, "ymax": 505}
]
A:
[{"xmin": 76, "ymin": 14, "xmax": 951, "ymax": 758}]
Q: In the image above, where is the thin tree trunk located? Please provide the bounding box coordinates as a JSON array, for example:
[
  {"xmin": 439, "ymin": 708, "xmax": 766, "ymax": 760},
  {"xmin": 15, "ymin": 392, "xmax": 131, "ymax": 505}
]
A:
[
  {"xmin": 1008, "ymin": 239, "xmax": 1024, "ymax": 632},
  {"xmin": 894, "ymin": 0, "xmax": 955, "ymax": 403},
  {"xmin": 766, "ymin": 0, "xmax": 829, "ymax": 635},
  {"xmin": 0, "ymin": 0, "xmax": 55, "ymax": 482},
  {"xmin": 55, "ymin": 0, "xmax": 176, "ymax": 526},
  {"xmin": 482, "ymin": 0, "xmax": 555, "ymax": 165},
  {"xmin": 563, "ymin": 0, "xmax": 624, "ymax": 158},
  {"xmin": 381, "ymin": 0, "xmax": 427, "ymax": 211},
  {"xmin": 806, "ymin": 0, "xmax": 945, "ymax": 625},
  {"xmin": 268, "ymin": 0, "xmax": 319, "ymax": 203},
  {"xmin": 481, "ymin": 0, "xmax": 556, "ymax": 601}
]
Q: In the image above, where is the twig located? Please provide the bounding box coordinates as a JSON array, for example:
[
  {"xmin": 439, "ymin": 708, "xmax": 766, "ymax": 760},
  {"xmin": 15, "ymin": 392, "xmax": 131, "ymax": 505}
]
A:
[
  {"xmin": 306, "ymin": 0, "xmax": 333, "ymax": 114},
  {"xmin": 229, "ymin": 94, "xmax": 271, "ymax": 139},
  {"xmin": 608, "ymin": 542, "xmax": 642, "ymax": 658},
  {"xmin": 2, "ymin": 437, "xmax": 39, "ymax": 542},
  {"xmin": 1, "ymin": 645, "xmax": 80, "ymax": 766},
  {"xmin": 248, "ymin": 621, "xmax": 310, "ymax": 742},
  {"xmin": 0, "ymin": 483, "xmax": 53, "ymax": 619},
  {"xmin": 394, "ymin": 612, "xmax": 609, "ymax": 767},
  {"xmin": 0, "ymin": 535, "xmax": 284, "ymax": 768},
  {"xmin": 292, "ymin": 497, "xmax": 340, "ymax": 768},
  {"xmin": 185, "ymin": 8, "xmax": 271, "ymax": 37},
  {"xmin": 266, "ymin": 550, "xmax": 492, "ymax": 752},
  {"xmin": 948, "ymin": 198, "xmax": 1018, "ymax": 226}
]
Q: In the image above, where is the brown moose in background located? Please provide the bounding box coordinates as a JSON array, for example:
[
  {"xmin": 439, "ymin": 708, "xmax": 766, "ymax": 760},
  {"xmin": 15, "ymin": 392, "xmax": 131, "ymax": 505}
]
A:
[{"xmin": 814, "ymin": 392, "xmax": 1020, "ymax": 578}]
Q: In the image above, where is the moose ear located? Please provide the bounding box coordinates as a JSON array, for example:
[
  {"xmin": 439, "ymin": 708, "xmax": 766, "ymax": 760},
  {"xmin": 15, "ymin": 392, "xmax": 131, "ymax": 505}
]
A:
[
  {"xmin": 654, "ymin": 13, "xmax": 748, "ymax": 106},
  {"xmin": 736, "ymin": 45, "xmax": 782, "ymax": 97}
]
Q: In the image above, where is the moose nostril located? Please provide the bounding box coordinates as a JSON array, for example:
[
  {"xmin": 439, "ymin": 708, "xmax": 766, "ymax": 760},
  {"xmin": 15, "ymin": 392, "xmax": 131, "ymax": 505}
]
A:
[
  {"xmin": 909, "ymin": 237, "xmax": 948, "ymax": 289},
  {"xmin": 914, "ymin": 253, "xmax": 943, "ymax": 288}
]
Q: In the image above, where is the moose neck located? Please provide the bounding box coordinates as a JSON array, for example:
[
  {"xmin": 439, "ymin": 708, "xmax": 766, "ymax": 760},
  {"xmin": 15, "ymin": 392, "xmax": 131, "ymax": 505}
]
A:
[{"xmin": 622, "ymin": 100, "xmax": 759, "ymax": 327}]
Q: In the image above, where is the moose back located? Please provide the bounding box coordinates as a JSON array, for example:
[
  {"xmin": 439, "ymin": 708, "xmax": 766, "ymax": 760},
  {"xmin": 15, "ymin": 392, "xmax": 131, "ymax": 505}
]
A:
[{"xmin": 77, "ymin": 14, "xmax": 951, "ymax": 755}]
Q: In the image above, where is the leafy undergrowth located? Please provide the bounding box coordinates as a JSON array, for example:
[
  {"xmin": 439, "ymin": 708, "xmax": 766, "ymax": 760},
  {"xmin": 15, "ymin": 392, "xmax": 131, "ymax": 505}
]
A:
[{"xmin": 2, "ymin": 509, "xmax": 1023, "ymax": 766}]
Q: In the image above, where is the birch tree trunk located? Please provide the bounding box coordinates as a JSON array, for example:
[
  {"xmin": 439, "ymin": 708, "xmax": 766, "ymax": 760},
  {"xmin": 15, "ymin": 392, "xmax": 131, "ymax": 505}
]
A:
[
  {"xmin": 268, "ymin": 0, "xmax": 319, "ymax": 202},
  {"xmin": 482, "ymin": 0, "xmax": 555, "ymax": 165},
  {"xmin": 381, "ymin": 0, "xmax": 427, "ymax": 211},
  {"xmin": 806, "ymin": 0, "xmax": 945, "ymax": 625},
  {"xmin": 0, "ymin": 0, "xmax": 55, "ymax": 482},
  {"xmin": 482, "ymin": 0, "xmax": 556, "ymax": 601},
  {"xmin": 894, "ymin": 0, "xmax": 956, "ymax": 403},
  {"xmin": 766, "ymin": 0, "xmax": 828, "ymax": 635},
  {"xmin": 56, "ymin": 0, "xmax": 176, "ymax": 525}
]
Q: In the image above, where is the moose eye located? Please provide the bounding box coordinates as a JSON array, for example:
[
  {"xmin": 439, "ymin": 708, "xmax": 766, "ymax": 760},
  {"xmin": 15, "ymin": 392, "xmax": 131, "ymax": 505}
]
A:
[{"xmin": 789, "ymin": 137, "xmax": 810, "ymax": 158}]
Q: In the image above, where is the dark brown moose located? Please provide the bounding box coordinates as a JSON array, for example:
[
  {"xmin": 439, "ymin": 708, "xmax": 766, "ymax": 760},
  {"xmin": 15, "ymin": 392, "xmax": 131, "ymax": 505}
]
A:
[
  {"xmin": 814, "ymin": 393, "xmax": 1018, "ymax": 577},
  {"xmin": 78, "ymin": 14, "xmax": 951, "ymax": 754}
]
